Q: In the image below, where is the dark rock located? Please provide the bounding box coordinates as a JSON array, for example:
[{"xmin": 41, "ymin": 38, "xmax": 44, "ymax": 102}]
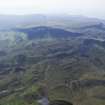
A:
[{"xmin": 50, "ymin": 100, "xmax": 73, "ymax": 105}]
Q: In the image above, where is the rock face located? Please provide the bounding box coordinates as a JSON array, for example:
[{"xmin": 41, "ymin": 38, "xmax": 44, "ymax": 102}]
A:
[
  {"xmin": 38, "ymin": 97, "xmax": 49, "ymax": 105},
  {"xmin": 64, "ymin": 80, "xmax": 105, "ymax": 92},
  {"xmin": 38, "ymin": 98, "xmax": 73, "ymax": 105}
]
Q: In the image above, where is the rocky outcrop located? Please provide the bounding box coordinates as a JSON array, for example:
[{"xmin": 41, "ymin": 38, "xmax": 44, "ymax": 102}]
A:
[{"xmin": 68, "ymin": 80, "xmax": 105, "ymax": 90}]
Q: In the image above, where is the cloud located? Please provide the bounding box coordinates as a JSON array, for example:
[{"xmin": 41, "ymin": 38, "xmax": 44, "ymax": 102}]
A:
[{"xmin": 0, "ymin": 0, "xmax": 104, "ymax": 18}]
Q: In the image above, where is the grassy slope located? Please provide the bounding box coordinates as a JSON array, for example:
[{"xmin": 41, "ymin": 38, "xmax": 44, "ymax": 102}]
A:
[{"xmin": 0, "ymin": 26, "xmax": 105, "ymax": 105}]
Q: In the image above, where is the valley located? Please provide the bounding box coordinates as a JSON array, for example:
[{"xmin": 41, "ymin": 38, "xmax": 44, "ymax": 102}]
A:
[{"xmin": 0, "ymin": 15, "xmax": 105, "ymax": 105}]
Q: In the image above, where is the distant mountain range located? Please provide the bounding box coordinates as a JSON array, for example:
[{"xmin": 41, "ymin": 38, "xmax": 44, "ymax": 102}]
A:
[{"xmin": 0, "ymin": 14, "xmax": 103, "ymax": 30}]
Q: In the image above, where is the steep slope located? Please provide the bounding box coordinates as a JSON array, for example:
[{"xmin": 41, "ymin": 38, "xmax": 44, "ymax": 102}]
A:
[
  {"xmin": 0, "ymin": 15, "xmax": 105, "ymax": 105},
  {"xmin": 0, "ymin": 28, "xmax": 105, "ymax": 105}
]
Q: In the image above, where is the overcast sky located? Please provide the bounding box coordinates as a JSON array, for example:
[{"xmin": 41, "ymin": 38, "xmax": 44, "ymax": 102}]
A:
[{"xmin": 0, "ymin": 0, "xmax": 105, "ymax": 19}]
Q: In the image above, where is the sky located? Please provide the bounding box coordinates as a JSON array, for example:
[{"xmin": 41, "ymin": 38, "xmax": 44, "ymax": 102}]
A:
[{"xmin": 0, "ymin": 0, "xmax": 105, "ymax": 19}]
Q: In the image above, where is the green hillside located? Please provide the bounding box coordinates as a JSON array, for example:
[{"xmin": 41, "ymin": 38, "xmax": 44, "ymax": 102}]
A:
[{"xmin": 0, "ymin": 15, "xmax": 105, "ymax": 105}]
